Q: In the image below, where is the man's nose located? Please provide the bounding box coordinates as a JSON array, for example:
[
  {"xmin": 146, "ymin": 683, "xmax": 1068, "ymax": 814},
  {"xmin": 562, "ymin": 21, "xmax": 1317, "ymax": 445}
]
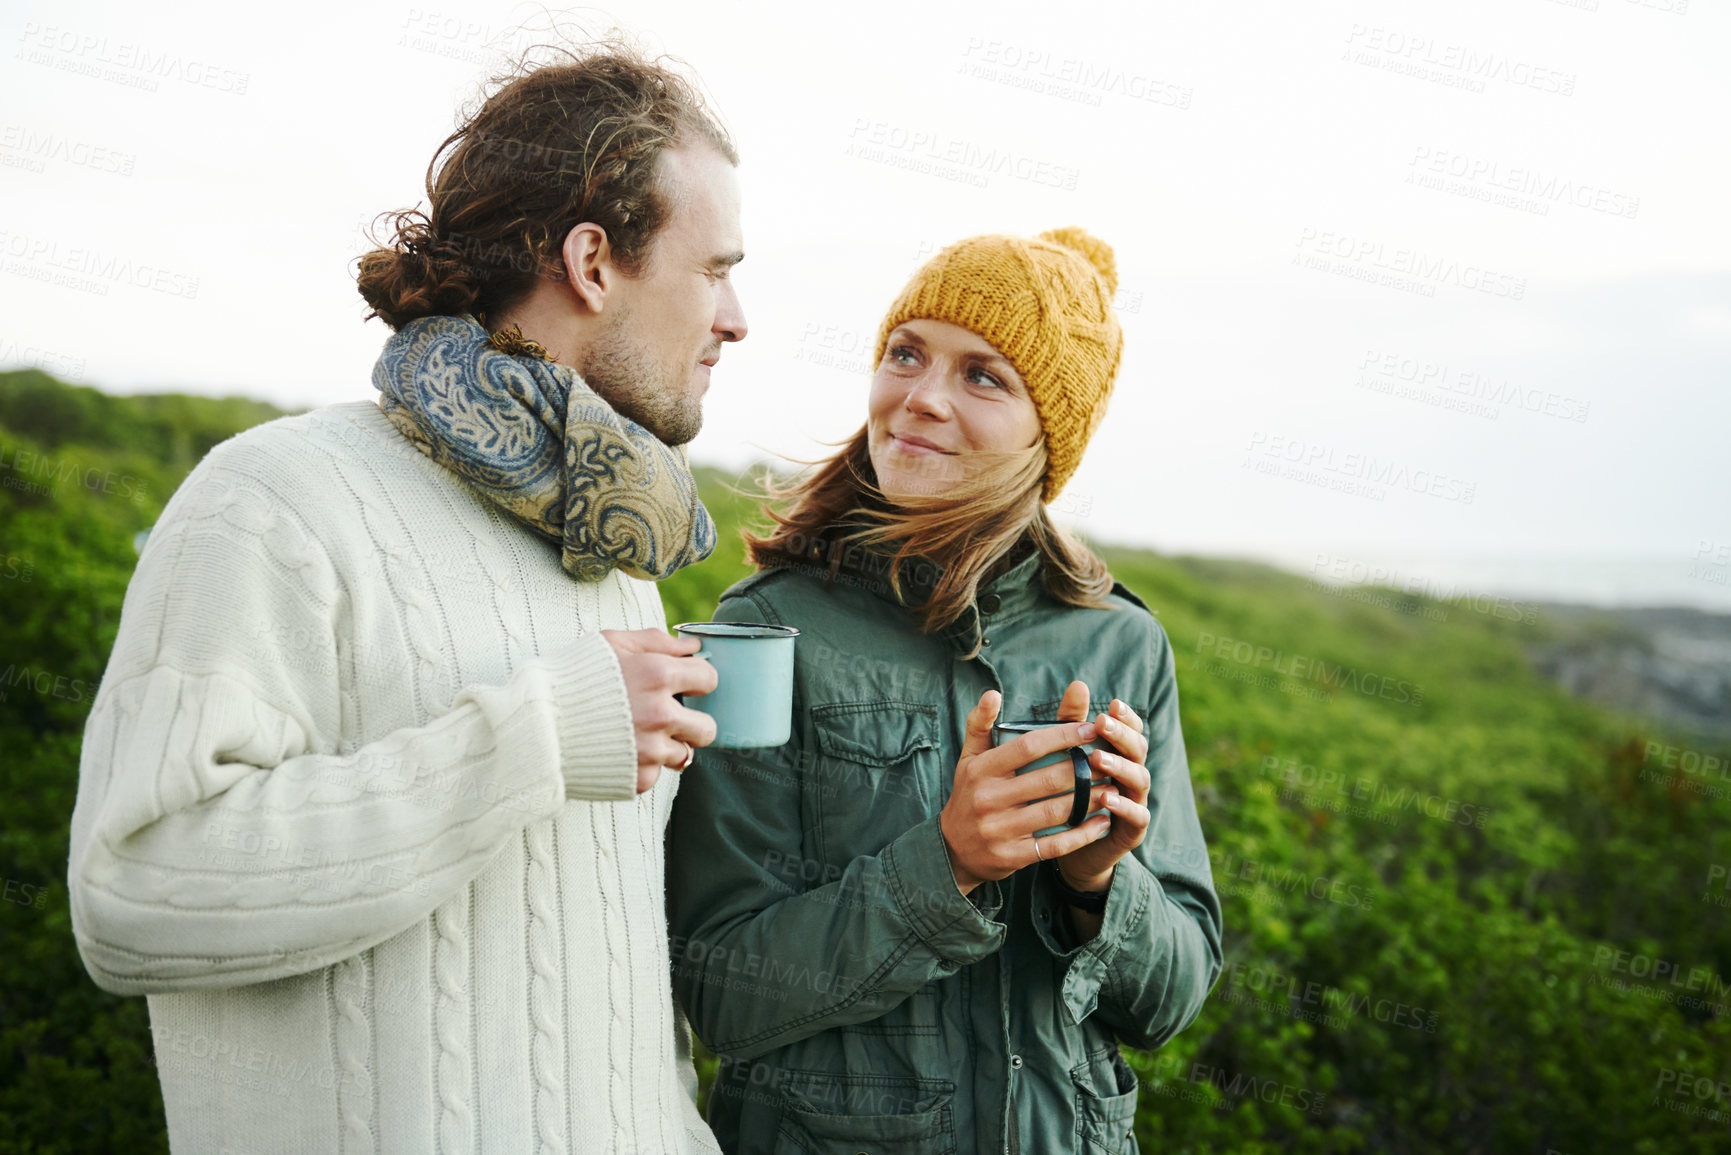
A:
[{"xmin": 715, "ymin": 281, "xmax": 748, "ymax": 343}]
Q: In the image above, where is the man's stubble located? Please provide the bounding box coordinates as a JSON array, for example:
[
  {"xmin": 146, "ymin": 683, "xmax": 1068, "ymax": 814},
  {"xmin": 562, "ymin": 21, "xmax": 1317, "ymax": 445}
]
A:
[{"xmin": 579, "ymin": 302, "xmax": 703, "ymax": 448}]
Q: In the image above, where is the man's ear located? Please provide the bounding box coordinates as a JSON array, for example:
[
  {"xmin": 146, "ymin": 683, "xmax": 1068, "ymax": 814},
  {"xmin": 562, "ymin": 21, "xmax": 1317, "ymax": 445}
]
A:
[{"xmin": 559, "ymin": 222, "xmax": 612, "ymax": 315}]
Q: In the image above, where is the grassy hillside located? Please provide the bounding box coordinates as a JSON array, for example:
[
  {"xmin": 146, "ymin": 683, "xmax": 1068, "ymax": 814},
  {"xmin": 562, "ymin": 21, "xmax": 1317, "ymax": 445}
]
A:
[{"xmin": 2, "ymin": 370, "xmax": 1727, "ymax": 1153}]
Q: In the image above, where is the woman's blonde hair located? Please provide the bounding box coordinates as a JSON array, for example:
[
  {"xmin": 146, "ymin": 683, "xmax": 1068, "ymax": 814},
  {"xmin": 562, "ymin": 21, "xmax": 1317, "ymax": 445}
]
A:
[{"xmin": 740, "ymin": 425, "xmax": 1115, "ymax": 658}]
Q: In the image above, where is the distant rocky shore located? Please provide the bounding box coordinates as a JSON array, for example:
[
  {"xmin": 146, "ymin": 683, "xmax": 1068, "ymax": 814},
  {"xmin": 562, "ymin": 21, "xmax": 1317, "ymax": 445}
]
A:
[{"xmin": 1528, "ymin": 604, "xmax": 1731, "ymax": 742}]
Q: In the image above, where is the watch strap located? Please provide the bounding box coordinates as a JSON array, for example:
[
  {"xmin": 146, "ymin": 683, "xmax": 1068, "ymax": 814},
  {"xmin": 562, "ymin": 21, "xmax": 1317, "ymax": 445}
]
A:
[{"xmin": 1047, "ymin": 861, "xmax": 1110, "ymax": 913}]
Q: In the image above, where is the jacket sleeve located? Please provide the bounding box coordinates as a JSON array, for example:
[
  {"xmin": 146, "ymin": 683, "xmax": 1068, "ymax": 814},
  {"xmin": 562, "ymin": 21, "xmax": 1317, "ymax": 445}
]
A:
[
  {"xmin": 67, "ymin": 456, "xmax": 638, "ymax": 995},
  {"xmin": 666, "ymin": 592, "xmax": 1008, "ymax": 1062},
  {"xmin": 1027, "ymin": 620, "xmax": 1223, "ymax": 1050}
]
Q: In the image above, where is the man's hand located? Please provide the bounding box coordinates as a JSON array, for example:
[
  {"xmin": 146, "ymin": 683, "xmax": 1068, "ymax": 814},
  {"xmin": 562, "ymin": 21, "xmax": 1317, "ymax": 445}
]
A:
[
  {"xmin": 599, "ymin": 629, "xmax": 718, "ymax": 794},
  {"xmin": 937, "ymin": 690, "xmax": 1116, "ymax": 894}
]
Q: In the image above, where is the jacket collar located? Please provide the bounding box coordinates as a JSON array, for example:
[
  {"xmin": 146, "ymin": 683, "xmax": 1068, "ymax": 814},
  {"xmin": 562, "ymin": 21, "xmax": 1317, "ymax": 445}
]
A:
[{"xmin": 771, "ymin": 528, "xmax": 1045, "ymax": 649}]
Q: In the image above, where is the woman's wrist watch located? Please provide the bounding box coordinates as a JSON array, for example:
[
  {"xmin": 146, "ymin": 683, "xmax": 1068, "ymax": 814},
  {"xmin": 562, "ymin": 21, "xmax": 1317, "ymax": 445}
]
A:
[{"xmin": 1048, "ymin": 862, "xmax": 1110, "ymax": 913}]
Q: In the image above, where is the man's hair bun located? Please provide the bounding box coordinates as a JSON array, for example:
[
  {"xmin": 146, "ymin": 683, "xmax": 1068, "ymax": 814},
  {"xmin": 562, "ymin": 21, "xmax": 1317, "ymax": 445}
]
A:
[{"xmin": 355, "ymin": 210, "xmax": 482, "ymax": 331}]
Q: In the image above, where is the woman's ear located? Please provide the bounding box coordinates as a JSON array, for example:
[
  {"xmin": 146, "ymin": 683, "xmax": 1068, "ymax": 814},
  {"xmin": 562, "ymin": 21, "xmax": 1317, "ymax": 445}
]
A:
[{"xmin": 559, "ymin": 222, "xmax": 613, "ymax": 314}]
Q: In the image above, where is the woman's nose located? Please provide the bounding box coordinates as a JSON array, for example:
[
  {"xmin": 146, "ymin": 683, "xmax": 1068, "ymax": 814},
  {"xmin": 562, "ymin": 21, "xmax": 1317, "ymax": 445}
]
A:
[{"xmin": 902, "ymin": 374, "xmax": 950, "ymax": 419}]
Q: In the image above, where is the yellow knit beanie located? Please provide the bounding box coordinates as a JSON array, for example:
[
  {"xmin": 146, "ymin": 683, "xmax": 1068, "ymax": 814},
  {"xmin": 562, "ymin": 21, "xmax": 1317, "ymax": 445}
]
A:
[{"xmin": 871, "ymin": 226, "xmax": 1124, "ymax": 504}]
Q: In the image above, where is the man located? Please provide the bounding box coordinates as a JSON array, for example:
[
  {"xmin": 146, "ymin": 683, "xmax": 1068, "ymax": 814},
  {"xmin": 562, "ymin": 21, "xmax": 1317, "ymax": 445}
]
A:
[{"xmin": 68, "ymin": 44, "xmax": 742, "ymax": 1153}]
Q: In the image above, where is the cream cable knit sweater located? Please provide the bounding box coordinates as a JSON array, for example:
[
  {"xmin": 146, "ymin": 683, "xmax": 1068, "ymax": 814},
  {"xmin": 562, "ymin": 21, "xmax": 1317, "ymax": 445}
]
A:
[{"xmin": 67, "ymin": 400, "xmax": 721, "ymax": 1154}]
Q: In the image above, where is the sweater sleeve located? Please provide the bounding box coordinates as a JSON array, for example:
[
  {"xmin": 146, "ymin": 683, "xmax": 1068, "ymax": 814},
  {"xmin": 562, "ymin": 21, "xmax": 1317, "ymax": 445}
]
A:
[
  {"xmin": 68, "ymin": 453, "xmax": 638, "ymax": 995},
  {"xmin": 1026, "ymin": 619, "xmax": 1223, "ymax": 1049}
]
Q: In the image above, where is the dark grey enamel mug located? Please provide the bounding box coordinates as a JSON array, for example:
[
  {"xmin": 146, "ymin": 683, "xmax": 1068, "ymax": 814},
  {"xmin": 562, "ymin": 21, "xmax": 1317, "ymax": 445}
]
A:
[{"xmin": 990, "ymin": 719, "xmax": 1108, "ymax": 837}]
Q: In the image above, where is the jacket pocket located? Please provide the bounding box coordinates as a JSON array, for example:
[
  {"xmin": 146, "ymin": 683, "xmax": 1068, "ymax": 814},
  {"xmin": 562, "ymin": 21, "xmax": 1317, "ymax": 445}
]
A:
[
  {"xmin": 1030, "ymin": 689, "xmax": 1135, "ymax": 724},
  {"xmin": 1071, "ymin": 1049, "xmax": 1140, "ymax": 1154},
  {"xmin": 771, "ymin": 1071, "xmax": 957, "ymax": 1155},
  {"xmin": 808, "ymin": 702, "xmax": 941, "ymax": 868}
]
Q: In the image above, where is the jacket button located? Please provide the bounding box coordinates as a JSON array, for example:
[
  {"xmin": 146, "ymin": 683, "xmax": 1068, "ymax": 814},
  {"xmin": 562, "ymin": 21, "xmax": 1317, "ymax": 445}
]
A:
[
  {"xmin": 1010, "ymin": 1054, "xmax": 1023, "ymax": 1069},
  {"xmin": 982, "ymin": 638, "xmax": 991, "ymax": 647},
  {"xmin": 978, "ymin": 593, "xmax": 1001, "ymax": 615}
]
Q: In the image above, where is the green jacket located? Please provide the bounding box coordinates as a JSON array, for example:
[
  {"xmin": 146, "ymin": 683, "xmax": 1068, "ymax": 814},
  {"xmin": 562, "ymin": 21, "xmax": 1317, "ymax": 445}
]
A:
[{"xmin": 667, "ymin": 538, "xmax": 1222, "ymax": 1154}]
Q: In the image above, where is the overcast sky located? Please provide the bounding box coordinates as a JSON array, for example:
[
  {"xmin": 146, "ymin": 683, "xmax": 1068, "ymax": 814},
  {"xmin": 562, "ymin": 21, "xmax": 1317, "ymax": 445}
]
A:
[{"xmin": 3, "ymin": 0, "xmax": 1728, "ymax": 609}]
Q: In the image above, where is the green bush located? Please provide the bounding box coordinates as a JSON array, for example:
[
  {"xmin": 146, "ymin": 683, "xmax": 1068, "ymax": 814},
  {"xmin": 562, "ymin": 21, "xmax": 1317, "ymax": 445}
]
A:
[{"xmin": 2, "ymin": 370, "xmax": 1727, "ymax": 1152}]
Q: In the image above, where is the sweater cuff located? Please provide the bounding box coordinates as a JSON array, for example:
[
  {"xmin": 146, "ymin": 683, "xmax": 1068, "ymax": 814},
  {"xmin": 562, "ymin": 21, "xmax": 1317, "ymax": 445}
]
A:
[{"xmin": 542, "ymin": 631, "xmax": 638, "ymax": 801}]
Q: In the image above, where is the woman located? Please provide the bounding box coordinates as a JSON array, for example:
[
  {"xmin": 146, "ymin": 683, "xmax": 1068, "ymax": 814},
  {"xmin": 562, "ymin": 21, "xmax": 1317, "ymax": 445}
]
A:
[{"xmin": 667, "ymin": 228, "xmax": 1222, "ymax": 1154}]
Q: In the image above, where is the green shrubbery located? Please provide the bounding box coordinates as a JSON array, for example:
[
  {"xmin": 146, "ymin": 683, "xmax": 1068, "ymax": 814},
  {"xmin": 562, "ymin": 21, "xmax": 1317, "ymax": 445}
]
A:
[{"xmin": 2, "ymin": 370, "xmax": 1727, "ymax": 1152}]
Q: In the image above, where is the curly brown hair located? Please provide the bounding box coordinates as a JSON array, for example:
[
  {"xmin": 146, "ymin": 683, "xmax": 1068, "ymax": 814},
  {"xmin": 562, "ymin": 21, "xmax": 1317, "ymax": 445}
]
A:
[{"xmin": 355, "ymin": 39, "xmax": 737, "ymax": 331}]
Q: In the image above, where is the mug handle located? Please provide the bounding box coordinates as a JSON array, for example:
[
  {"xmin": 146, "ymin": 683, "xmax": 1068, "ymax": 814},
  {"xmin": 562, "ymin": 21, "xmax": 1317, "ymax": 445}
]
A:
[
  {"xmin": 1066, "ymin": 746, "xmax": 1094, "ymax": 827},
  {"xmin": 674, "ymin": 646, "xmax": 709, "ymax": 706}
]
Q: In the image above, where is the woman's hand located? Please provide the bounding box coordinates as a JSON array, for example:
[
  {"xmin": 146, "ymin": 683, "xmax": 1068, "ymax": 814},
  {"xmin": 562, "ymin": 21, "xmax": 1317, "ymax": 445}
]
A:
[
  {"xmin": 1050, "ymin": 681, "xmax": 1151, "ymax": 892},
  {"xmin": 938, "ymin": 690, "xmax": 1119, "ymax": 894}
]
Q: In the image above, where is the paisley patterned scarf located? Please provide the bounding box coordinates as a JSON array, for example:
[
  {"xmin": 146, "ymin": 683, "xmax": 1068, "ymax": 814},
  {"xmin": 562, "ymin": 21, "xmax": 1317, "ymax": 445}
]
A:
[{"xmin": 372, "ymin": 313, "xmax": 716, "ymax": 582}]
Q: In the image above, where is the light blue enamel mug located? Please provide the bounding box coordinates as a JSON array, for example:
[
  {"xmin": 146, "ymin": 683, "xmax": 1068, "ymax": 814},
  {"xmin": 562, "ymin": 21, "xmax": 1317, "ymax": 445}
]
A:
[
  {"xmin": 672, "ymin": 622, "xmax": 800, "ymax": 748},
  {"xmin": 991, "ymin": 720, "xmax": 1108, "ymax": 838}
]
